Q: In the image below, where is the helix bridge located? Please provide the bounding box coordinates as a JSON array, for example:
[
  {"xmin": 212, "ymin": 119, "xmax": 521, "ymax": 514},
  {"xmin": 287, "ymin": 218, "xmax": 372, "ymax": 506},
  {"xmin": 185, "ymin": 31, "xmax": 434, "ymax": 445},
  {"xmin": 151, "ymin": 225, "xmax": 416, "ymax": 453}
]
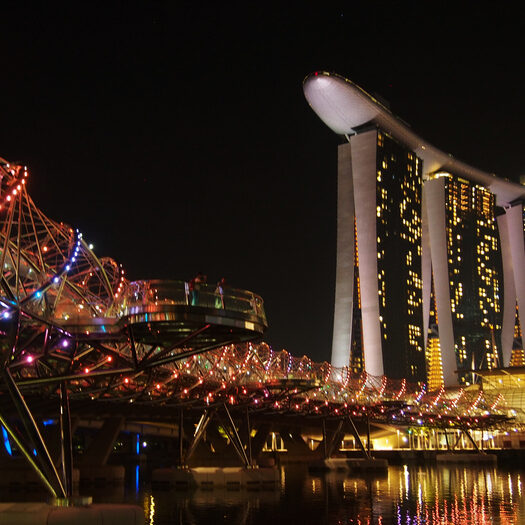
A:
[{"xmin": 0, "ymin": 158, "xmax": 512, "ymax": 498}]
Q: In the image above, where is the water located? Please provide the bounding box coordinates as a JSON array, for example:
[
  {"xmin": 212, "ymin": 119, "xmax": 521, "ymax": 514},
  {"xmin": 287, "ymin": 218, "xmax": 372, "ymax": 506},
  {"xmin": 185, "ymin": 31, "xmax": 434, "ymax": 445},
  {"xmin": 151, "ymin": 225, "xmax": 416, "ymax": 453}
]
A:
[
  {"xmin": 118, "ymin": 464, "xmax": 525, "ymax": 524},
  {"xmin": 2, "ymin": 464, "xmax": 523, "ymax": 524}
]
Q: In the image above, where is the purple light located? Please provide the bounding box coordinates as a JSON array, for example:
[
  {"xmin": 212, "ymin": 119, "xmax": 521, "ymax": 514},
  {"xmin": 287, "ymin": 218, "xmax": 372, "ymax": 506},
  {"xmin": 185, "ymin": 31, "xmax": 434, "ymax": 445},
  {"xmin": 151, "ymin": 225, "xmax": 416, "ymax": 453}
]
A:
[
  {"xmin": 61, "ymin": 339, "xmax": 69, "ymax": 348},
  {"xmin": 53, "ymin": 277, "xmax": 60, "ymax": 284}
]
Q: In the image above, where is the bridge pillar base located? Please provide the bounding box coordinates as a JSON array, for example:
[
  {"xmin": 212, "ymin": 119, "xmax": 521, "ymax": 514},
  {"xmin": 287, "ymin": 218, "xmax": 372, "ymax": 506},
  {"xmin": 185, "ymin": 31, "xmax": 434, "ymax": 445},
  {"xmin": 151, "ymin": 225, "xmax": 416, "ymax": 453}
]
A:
[
  {"xmin": 309, "ymin": 457, "xmax": 388, "ymax": 471},
  {"xmin": 436, "ymin": 453, "xmax": 496, "ymax": 464},
  {"xmin": 151, "ymin": 466, "xmax": 279, "ymax": 490}
]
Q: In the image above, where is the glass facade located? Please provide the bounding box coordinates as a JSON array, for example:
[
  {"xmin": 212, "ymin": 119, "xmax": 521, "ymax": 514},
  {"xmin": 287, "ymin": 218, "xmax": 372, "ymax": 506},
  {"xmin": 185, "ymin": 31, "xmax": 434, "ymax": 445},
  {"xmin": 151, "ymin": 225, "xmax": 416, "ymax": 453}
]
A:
[
  {"xmin": 352, "ymin": 130, "xmax": 425, "ymax": 382},
  {"xmin": 348, "ymin": 130, "xmax": 504, "ymax": 386},
  {"xmin": 428, "ymin": 172, "xmax": 503, "ymax": 385}
]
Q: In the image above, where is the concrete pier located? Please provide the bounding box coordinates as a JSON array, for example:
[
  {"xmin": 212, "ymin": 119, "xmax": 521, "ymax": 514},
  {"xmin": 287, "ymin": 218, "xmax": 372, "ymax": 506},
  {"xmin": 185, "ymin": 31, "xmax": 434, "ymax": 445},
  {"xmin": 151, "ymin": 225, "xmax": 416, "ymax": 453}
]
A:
[
  {"xmin": 151, "ymin": 466, "xmax": 280, "ymax": 489},
  {"xmin": 309, "ymin": 457, "xmax": 388, "ymax": 472},
  {"xmin": 436, "ymin": 453, "xmax": 497, "ymax": 464},
  {"xmin": 0, "ymin": 502, "xmax": 144, "ymax": 525}
]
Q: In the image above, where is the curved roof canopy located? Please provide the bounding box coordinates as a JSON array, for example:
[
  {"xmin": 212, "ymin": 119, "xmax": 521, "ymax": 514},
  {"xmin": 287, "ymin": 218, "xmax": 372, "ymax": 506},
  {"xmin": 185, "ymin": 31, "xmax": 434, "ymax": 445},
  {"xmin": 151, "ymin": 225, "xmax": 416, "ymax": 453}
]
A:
[{"xmin": 303, "ymin": 71, "xmax": 525, "ymax": 207}]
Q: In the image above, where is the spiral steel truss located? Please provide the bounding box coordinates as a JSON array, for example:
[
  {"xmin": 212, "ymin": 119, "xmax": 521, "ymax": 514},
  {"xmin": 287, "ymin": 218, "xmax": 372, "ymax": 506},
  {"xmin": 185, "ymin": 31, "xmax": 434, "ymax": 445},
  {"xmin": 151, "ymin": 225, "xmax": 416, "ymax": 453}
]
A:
[
  {"xmin": 0, "ymin": 158, "xmax": 268, "ymax": 498},
  {"xmin": 0, "ymin": 158, "xmax": 512, "ymax": 499}
]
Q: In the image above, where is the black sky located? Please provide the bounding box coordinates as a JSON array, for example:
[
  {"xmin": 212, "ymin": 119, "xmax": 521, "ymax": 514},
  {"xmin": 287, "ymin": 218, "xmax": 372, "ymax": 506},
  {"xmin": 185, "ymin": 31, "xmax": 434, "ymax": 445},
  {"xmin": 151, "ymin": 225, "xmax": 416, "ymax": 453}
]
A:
[{"xmin": 0, "ymin": 2, "xmax": 523, "ymax": 363}]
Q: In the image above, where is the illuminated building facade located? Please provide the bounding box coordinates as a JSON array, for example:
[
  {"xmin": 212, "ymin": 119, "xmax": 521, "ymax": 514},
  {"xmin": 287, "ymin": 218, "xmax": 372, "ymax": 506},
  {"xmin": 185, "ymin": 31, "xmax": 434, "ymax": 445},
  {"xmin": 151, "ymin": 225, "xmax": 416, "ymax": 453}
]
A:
[
  {"xmin": 426, "ymin": 289, "xmax": 444, "ymax": 391},
  {"xmin": 334, "ymin": 129, "xmax": 425, "ymax": 382},
  {"xmin": 510, "ymin": 304, "xmax": 525, "ymax": 366},
  {"xmin": 304, "ymin": 71, "xmax": 525, "ymax": 386},
  {"xmin": 422, "ymin": 173, "xmax": 502, "ymax": 385}
]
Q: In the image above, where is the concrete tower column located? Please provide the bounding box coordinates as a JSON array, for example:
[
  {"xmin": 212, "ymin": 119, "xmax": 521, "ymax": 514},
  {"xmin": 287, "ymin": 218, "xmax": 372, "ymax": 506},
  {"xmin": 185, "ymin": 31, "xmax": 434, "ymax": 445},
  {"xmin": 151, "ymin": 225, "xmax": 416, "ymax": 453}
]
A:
[
  {"xmin": 421, "ymin": 186, "xmax": 432, "ymax": 353},
  {"xmin": 505, "ymin": 203, "xmax": 525, "ymax": 351},
  {"xmin": 331, "ymin": 142, "xmax": 355, "ymax": 368},
  {"xmin": 350, "ymin": 130, "xmax": 383, "ymax": 377},
  {"xmin": 496, "ymin": 212, "xmax": 516, "ymax": 366},
  {"xmin": 423, "ymin": 178, "xmax": 457, "ymax": 386}
]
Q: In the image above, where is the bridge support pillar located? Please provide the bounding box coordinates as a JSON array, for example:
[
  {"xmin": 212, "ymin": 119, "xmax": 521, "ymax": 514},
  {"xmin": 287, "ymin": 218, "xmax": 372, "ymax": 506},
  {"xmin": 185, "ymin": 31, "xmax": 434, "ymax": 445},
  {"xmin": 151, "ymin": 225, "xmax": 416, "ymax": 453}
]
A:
[
  {"xmin": 325, "ymin": 420, "xmax": 345, "ymax": 458},
  {"xmin": 42, "ymin": 417, "xmax": 79, "ymax": 468},
  {"xmin": 216, "ymin": 404, "xmax": 250, "ymax": 467},
  {"xmin": 80, "ymin": 416, "xmax": 124, "ymax": 467},
  {"xmin": 463, "ymin": 428, "xmax": 480, "ymax": 452},
  {"xmin": 348, "ymin": 417, "xmax": 370, "ymax": 459},
  {"xmin": 0, "ymin": 368, "xmax": 66, "ymax": 498},
  {"xmin": 250, "ymin": 423, "xmax": 270, "ymax": 462},
  {"xmin": 245, "ymin": 408, "xmax": 252, "ymax": 466},
  {"xmin": 178, "ymin": 408, "xmax": 184, "ymax": 467},
  {"xmin": 279, "ymin": 427, "xmax": 311, "ymax": 457},
  {"xmin": 185, "ymin": 409, "xmax": 214, "ymax": 464},
  {"xmin": 59, "ymin": 383, "xmax": 74, "ymax": 497}
]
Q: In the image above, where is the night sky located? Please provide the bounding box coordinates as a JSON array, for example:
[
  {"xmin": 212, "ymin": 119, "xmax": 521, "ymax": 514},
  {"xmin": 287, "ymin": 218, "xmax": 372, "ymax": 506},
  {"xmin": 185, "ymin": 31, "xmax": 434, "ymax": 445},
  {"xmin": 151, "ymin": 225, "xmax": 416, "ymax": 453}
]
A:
[{"xmin": 0, "ymin": 3, "xmax": 523, "ymax": 363}]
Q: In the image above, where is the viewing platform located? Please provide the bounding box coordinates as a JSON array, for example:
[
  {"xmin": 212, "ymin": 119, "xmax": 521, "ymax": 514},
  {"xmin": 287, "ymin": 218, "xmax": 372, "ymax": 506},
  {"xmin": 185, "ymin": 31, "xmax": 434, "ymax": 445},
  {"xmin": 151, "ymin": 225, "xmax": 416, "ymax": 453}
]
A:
[
  {"xmin": 53, "ymin": 279, "xmax": 267, "ymax": 345},
  {"xmin": 120, "ymin": 279, "xmax": 267, "ymax": 343}
]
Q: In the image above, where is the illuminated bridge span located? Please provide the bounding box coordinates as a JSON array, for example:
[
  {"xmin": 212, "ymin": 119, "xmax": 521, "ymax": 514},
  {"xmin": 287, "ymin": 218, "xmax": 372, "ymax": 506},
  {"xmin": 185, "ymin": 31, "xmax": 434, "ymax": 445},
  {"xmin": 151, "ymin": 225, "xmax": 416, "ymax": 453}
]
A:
[{"xmin": 0, "ymin": 158, "xmax": 512, "ymax": 498}]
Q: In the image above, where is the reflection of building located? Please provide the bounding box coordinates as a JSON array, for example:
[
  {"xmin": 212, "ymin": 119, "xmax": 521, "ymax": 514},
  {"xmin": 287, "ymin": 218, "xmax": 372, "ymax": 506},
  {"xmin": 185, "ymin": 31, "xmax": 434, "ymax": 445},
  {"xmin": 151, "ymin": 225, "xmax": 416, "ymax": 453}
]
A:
[{"xmin": 303, "ymin": 72, "xmax": 525, "ymax": 386}]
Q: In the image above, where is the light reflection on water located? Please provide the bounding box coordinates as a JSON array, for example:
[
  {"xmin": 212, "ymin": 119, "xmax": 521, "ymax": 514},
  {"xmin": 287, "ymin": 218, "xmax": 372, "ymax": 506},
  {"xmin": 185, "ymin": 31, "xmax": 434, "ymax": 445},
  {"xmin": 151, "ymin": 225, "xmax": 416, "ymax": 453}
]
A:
[{"xmin": 125, "ymin": 465, "xmax": 524, "ymax": 525}]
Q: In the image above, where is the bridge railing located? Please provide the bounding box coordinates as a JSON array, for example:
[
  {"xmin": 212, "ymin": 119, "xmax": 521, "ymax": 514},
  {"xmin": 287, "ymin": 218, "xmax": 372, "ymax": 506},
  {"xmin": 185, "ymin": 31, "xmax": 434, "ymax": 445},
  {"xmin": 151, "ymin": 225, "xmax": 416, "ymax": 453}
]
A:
[{"xmin": 118, "ymin": 279, "xmax": 267, "ymax": 323}]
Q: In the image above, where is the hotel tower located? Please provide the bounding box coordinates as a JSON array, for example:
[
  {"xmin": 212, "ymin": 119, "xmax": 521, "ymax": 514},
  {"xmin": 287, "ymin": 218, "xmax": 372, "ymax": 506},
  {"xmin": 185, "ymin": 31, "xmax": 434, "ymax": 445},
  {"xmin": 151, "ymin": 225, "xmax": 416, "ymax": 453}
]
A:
[{"xmin": 303, "ymin": 72, "xmax": 525, "ymax": 387}]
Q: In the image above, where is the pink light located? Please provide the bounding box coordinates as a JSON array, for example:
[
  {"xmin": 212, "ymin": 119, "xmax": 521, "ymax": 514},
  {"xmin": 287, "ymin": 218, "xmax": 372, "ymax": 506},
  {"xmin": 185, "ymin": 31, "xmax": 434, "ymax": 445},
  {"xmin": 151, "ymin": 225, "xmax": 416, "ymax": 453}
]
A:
[{"xmin": 26, "ymin": 355, "xmax": 34, "ymax": 363}]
